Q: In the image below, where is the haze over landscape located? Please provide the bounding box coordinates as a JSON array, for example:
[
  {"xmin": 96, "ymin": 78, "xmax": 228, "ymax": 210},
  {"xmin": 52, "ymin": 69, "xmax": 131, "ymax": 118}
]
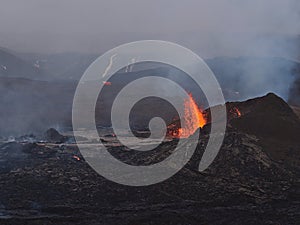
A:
[
  {"xmin": 0, "ymin": 1, "xmax": 300, "ymax": 224},
  {"xmin": 0, "ymin": 0, "xmax": 299, "ymax": 135},
  {"xmin": 0, "ymin": 0, "xmax": 299, "ymax": 58}
]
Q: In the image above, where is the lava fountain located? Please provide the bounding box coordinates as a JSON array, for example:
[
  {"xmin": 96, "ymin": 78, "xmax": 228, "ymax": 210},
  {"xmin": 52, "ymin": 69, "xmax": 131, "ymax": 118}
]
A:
[{"xmin": 168, "ymin": 94, "xmax": 207, "ymax": 138}]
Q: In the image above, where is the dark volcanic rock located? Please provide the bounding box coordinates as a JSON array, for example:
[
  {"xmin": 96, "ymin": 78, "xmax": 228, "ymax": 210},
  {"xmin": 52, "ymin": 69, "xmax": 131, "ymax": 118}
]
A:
[
  {"xmin": 45, "ymin": 128, "xmax": 67, "ymax": 143},
  {"xmin": 291, "ymin": 106, "xmax": 300, "ymax": 119},
  {"xmin": 228, "ymin": 93, "xmax": 300, "ymax": 140},
  {"xmin": 0, "ymin": 131, "xmax": 299, "ymax": 225},
  {"xmin": 22, "ymin": 143, "xmax": 57, "ymax": 158},
  {"xmin": 201, "ymin": 93, "xmax": 300, "ymax": 166},
  {"xmin": 0, "ymin": 93, "xmax": 299, "ymax": 224},
  {"xmin": 227, "ymin": 93, "xmax": 300, "ymax": 165}
]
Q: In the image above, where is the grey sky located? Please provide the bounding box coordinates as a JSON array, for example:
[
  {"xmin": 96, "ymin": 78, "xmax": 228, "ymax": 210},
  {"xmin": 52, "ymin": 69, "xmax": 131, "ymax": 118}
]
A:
[{"xmin": 0, "ymin": 0, "xmax": 299, "ymax": 57}]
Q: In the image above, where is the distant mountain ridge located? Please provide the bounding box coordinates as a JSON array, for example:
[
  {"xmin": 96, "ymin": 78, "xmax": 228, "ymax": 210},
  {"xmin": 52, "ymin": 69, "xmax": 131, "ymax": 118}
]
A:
[
  {"xmin": 0, "ymin": 48, "xmax": 49, "ymax": 80},
  {"xmin": 15, "ymin": 50, "xmax": 300, "ymax": 104}
]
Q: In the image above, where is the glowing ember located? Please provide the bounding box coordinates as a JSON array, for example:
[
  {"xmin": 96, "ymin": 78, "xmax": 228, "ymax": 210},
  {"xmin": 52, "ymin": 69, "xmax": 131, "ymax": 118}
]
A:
[
  {"xmin": 169, "ymin": 94, "xmax": 207, "ymax": 138},
  {"xmin": 231, "ymin": 107, "xmax": 242, "ymax": 118},
  {"xmin": 73, "ymin": 155, "xmax": 81, "ymax": 161},
  {"xmin": 103, "ymin": 81, "xmax": 112, "ymax": 86}
]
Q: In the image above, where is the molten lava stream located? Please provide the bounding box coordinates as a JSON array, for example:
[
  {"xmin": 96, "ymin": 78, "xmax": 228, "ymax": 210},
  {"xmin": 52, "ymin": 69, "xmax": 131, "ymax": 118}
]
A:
[{"xmin": 178, "ymin": 94, "xmax": 207, "ymax": 138}]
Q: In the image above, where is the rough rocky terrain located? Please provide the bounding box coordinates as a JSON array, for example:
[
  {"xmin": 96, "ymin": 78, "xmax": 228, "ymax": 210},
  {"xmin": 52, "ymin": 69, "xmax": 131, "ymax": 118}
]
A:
[
  {"xmin": 0, "ymin": 93, "xmax": 299, "ymax": 225},
  {"xmin": 291, "ymin": 106, "xmax": 300, "ymax": 119}
]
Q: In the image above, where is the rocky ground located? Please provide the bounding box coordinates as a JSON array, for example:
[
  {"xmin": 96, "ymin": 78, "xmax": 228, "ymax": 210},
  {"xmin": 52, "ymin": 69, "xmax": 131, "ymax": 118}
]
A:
[
  {"xmin": 291, "ymin": 106, "xmax": 300, "ymax": 119},
  {"xmin": 0, "ymin": 93, "xmax": 299, "ymax": 225}
]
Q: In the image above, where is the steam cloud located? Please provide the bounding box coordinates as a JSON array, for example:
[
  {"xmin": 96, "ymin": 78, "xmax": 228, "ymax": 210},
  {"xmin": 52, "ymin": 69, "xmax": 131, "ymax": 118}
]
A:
[{"xmin": 0, "ymin": 0, "xmax": 299, "ymax": 136}]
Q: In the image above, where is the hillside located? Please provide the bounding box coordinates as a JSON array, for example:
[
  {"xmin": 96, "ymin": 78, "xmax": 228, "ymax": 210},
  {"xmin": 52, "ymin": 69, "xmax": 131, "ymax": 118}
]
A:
[
  {"xmin": 291, "ymin": 106, "xmax": 300, "ymax": 118},
  {"xmin": 226, "ymin": 93, "xmax": 300, "ymax": 166},
  {"xmin": 0, "ymin": 92, "xmax": 299, "ymax": 224},
  {"xmin": 0, "ymin": 48, "xmax": 48, "ymax": 80}
]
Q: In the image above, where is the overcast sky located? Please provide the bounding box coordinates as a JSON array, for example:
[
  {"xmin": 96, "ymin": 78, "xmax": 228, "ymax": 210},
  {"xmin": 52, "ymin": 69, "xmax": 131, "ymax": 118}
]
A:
[{"xmin": 0, "ymin": 0, "xmax": 299, "ymax": 58}]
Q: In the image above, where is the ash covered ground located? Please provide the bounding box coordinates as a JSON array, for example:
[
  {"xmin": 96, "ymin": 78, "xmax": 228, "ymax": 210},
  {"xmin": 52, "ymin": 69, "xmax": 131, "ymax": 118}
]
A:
[{"xmin": 0, "ymin": 93, "xmax": 299, "ymax": 225}]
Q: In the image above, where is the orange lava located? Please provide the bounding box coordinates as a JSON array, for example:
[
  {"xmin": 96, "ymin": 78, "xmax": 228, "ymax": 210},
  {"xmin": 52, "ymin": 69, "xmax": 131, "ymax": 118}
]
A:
[
  {"xmin": 178, "ymin": 94, "xmax": 207, "ymax": 138},
  {"xmin": 103, "ymin": 81, "xmax": 112, "ymax": 86},
  {"xmin": 73, "ymin": 155, "xmax": 81, "ymax": 161},
  {"xmin": 231, "ymin": 107, "xmax": 242, "ymax": 118}
]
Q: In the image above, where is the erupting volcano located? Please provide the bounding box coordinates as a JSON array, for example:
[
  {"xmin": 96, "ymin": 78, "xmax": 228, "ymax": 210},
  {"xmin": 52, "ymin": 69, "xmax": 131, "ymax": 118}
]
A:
[{"xmin": 168, "ymin": 94, "xmax": 207, "ymax": 138}]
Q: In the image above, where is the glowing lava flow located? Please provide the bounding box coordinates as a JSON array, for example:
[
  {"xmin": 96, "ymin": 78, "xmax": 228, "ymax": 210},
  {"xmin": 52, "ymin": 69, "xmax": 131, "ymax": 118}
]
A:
[
  {"xmin": 177, "ymin": 94, "xmax": 207, "ymax": 138},
  {"xmin": 235, "ymin": 108, "xmax": 242, "ymax": 117},
  {"xmin": 230, "ymin": 107, "xmax": 242, "ymax": 118},
  {"xmin": 73, "ymin": 155, "xmax": 81, "ymax": 161}
]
